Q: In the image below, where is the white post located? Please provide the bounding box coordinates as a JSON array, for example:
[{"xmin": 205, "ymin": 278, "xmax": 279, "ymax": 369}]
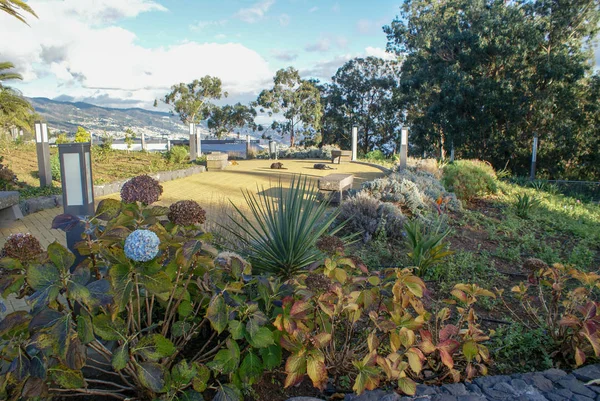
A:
[
  {"xmin": 196, "ymin": 127, "xmax": 202, "ymax": 157},
  {"xmin": 530, "ymin": 133, "xmax": 538, "ymax": 180},
  {"xmin": 351, "ymin": 126, "xmax": 358, "ymax": 161},
  {"xmin": 399, "ymin": 127, "xmax": 408, "ymax": 170},
  {"xmin": 141, "ymin": 131, "xmax": 146, "ymax": 151},
  {"xmin": 189, "ymin": 123, "xmax": 197, "ymax": 161}
]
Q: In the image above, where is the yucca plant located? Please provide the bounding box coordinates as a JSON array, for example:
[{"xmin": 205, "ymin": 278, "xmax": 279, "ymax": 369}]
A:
[
  {"xmin": 515, "ymin": 193, "xmax": 541, "ymax": 218},
  {"xmin": 226, "ymin": 175, "xmax": 344, "ymax": 279},
  {"xmin": 404, "ymin": 218, "xmax": 453, "ymax": 277}
]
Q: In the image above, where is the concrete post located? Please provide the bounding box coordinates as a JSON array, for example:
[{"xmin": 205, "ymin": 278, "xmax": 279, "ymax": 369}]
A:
[
  {"xmin": 167, "ymin": 138, "xmax": 171, "ymax": 151},
  {"xmin": 351, "ymin": 126, "xmax": 358, "ymax": 161},
  {"xmin": 450, "ymin": 143, "xmax": 455, "ymax": 162},
  {"xmin": 141, "ymin": 131, "xmax": 146, "ymax": 151},
  {"xmin": 246, "ymin": 135, "xmax": 251, "ymax": 159},
  {"xmin": 189, "ymin": 123, "xmax": 197, "ymax": 161},
  {"xmin": 530, "ymin": 133, "xmax": 538, "ymax": 180},
  {"xmin": 399, "ymin": 127, "xmax": 408, "ymax": 170},
  {"xmin": 34, "ymin": 122, "xmax": 52, "ymax": 187},
  {"xmin": 196, "ymin": 127, "xmax": 202, "ymax": 157}
]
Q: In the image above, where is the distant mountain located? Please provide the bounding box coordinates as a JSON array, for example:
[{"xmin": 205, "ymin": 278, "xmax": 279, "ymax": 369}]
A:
[{"xmin": 28, "ymin": 97, "xmax": 207, "ymax": 138}]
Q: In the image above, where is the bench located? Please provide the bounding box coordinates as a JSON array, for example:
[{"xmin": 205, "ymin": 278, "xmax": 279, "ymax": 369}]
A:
[
  {"xmin": 0, "ymin": 191, "xmax": 23, "ymax": 223},
  {"xmin": 206, "ymin": 152, "xmax": 228, "ymax": 170},
  {"xmin": 318, "ymin": 174, "xmax": 354, "ymax": 204},
  {"xmin": 331, "ymin": 150, "xmax": 352, "ymax": 164}
]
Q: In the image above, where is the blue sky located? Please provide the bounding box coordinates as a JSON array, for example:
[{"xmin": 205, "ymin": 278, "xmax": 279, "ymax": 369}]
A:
[{"xmin": 1, "ymin": 0, "xmax": 401, "ymax": 109}]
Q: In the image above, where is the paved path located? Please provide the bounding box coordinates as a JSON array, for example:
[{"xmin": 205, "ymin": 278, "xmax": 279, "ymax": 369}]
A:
[{"xmin": 0, "ymin": 159, "xmax": 384, "ymax": 250}]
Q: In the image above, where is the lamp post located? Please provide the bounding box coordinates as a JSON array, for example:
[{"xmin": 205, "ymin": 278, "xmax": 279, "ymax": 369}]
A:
[
  {"xmin": 351, "ymin": 126, "xmax": 358, "ymax": 161},
  {"xmin": 34, "ymin": 122, "xmax": 52, "ymax": 187},
  {"xmin": 58, "ymin": 142, "xmax": 95, "ymax": 261},
  {"xmin": 399, "ymin": 127, "xmax": 409, "ymax": 170}
]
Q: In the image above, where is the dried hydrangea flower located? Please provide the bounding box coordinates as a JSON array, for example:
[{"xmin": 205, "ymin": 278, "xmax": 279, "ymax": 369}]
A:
[
  {"xmin": 124, "ymin": 229, "xmax": 160, "ymax": 262},
  {"xmin": 168, "ymin": 200, "xmax": 206, "ymax": 226},
  {"xmin": 305, "ymin": 273, "xmax": 332, "ymax": 292},
  {"xmin": 316, "ymin": 235, "xmax": 345, "ymax": 255},
  {"xmin": 120, "ymin": 175, "xmax": 163, "ymax": 205},
  {"xmin": 1, "ymin": 233, "xmax": 44, "ymax": 262}
]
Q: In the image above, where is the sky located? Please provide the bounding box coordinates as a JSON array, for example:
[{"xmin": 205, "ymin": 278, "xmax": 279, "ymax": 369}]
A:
[{"xmin": 1, "ymin": 0, "xmax": 401, "ymax": 111}]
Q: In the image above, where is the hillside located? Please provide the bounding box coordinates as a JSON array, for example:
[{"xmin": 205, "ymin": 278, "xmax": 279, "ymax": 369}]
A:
[{"xmin": 28, "ymin": 97, "xmax": 207, "ymax": 138}]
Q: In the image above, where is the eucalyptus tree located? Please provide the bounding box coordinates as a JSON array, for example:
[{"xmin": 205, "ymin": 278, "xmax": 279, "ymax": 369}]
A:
[
  {"xmin": 207, "ymin": 103, "xmax": 256, "ymax": 139},
  {"xmin": 163, "ymin": 76, "xmax": 227, "ymax": 125},
  {"xmin": 229, "ymin": 102, "xmax": 257, "ymax": 136},
  {"xmin": 257, "ymin": 67, "xmax": 322, "ymax": 147}
]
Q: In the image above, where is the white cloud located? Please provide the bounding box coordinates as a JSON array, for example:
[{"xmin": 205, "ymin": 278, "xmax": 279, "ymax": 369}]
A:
[
  {"xmin": 308, "ymin": 6, "xmax": 318, "ymax": 13},
  {"xmin": 365, "ymin": 47, "xmax": 396, "ymax": 61},
  {"xmin": 271, "ymin": 49, "xmax": 298, "ymax": 62},
  {"xmin": 279, "ymin": 13, "xmax": 290, "ymax": 27},
  {"xmin": 357, "ymin": 19, "xmax": 372, "ymax": 34},
  {"xmin": 189, "ymin": 19, "xmax": 228, "ymax": 31},
  {"xmin": 305, "ymin": 38, "xmax": 331, "ymax": 52},
  {"xmin": 1, "ymin": 0, "xmax": 274, "ymax": 108},
  {"xmin": 235, "ymin": 0, "xmax": 275, "ymax": 23}
]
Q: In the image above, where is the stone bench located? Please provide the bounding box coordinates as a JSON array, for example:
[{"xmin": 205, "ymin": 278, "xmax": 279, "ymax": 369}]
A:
[
  {"xmin": 0, "ymin": 191, "xmax": 23, "ymax": 223},
  {"xmin": 331, "ymin": 149, "xmax": 352, "ymax": 164},
  {"xmin": 318, "ymin": 174, "xmax": 354, "ymax": 204},
  {"xmin": 206, "ymin": 152, "xmax": 228, "ymax": 170}
]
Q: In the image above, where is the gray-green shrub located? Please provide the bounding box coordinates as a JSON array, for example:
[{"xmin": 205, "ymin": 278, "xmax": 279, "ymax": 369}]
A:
[{"xmin": 442, "ymin": 160, "xmax": 498, "ymax": 201}]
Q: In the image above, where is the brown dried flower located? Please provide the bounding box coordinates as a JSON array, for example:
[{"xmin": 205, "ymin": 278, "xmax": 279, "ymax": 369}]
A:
[
  {"xmin": 1, "ymin": 233, "xmax": 44, "ymax": 262},
  {"xmin": 523, "ymin": 258, "xmax": 549, "ymax": 271},
  {"xmin": 168, "ymin": 200, "xmax": 206, "ymax": 226},
  {"xmin": 120, "ymin": 175, "xmax": 163, "ymax": 205},
  {"xmin": 305, "ymin": 273, "xmax": 332, "ymax": 293},
  {"xmin": 316, "ymin": 235, "xmax": 345, "ymax": 255}
]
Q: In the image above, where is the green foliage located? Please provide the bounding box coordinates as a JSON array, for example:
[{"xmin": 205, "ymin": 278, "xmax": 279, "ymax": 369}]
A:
[
  {"xmin": 226, "ymin": 175, "xmax": 343, "ymax": 278},
  {"xmin": 0, "ymin": 184, "xmax": 283, "ymax": 401},
  {"xmin": 257, "ymin": 67, "xmax": 322, "ymax": 147},
  {"xmin": 491, "ymin": 324, "xmax": 553, "ymax": 373},
  {"xmin": 514, "ymin": 193, "xmax": 540, "ymax": 219},
  {"xmin": 208, "ymin": 103, "xmax": 256, "ymax": 139},
  {"xmin": 167, "ymin": 145, "xmax": 189, "ymax": 164},
  {"xmin": 404, "ymin": 218, "xmax": 453, "ymax": 277},
  {"xmin": 498, "ymin": 262, "xmax": 600, "ymax": 367},
  {"xmin": 50, "ymin": 153, "xmax": 60, "ymax": 181},
  {"xmin": 100, "ymin": 131, "xmax": 113, "ymax": 151},
  {"xmin": 55, "ymin": 133, "xmax": 69, "ymax": 144},
  {"xmin": 164, "ymin": 76, "xmax": 226, "ymax": 125},
  {"xmin": 384, "ymin": 0, "xmax": 600, "ymax": 180},
  {"xmin": 0, "ymin": 155, "xmax": 17, "ymax": 190},
  {"xmin": 442, "ymin": 160, "xmax": 498, "ymax": 202},
  {"xmin": 74, "ymin": 126, "xmax": 90, "ymax": 143},
  {"xmin": 124, "ymin": 128, "xmax": 136, "ymax": 152},
  {"xmin": 365, "ymin": 150, "xmax": 386, "ymax": 161}
]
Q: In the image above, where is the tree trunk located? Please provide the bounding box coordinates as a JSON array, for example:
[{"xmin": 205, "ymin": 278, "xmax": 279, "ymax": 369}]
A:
[{"xmin": 290, "ymin": 120, "xmax": 295, "ymax": 148}]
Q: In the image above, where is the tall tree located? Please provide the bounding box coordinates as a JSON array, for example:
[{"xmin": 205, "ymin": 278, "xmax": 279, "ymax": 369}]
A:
[
  {"xmin": 163, "ymin": 76, "xmax": 226, "ymax": 125},
  {"xmin": 385, "ymin": 0, "xmax": 600, "ymax": 179},
  {"xmin": 207, "ymin": 103, "xmax": 256, "ymax": 139},
  {"xmin": 328, "ymin": 57, "xmax": 400, "ymax": 154},
  {"xmin": 229, "ymin": 103, "xmax": 257, "ymax": 136},
  {"xmin": 257, "ymin": 67, "xmax": 322, "ymax": 147},
  {"xmin": 0, "ymin": 0, "xmax": 37, "ymax": 25},
  {"xmin": 0, "ymin": 62, "xmax": 34, "ymax": 132}
]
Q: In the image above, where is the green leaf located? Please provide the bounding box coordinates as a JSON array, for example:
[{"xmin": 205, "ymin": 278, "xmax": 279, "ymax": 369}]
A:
[
  {"xmin": 171, "ymin": 360, "xmax": 196, "ymax": 386},
  {"xmin": 206, "ymin": 295, "xmax": 228, "ymax": 334},
  {"xmin": 65, "ymin": 337, "xmax": 86, "ymax": 370},
  {"xmin": 463, "ymin": 340, "xmax": 478, "ymax": 363},
  {"xmin": 93, "ymin": 314, "xmax": 126, "ymax": 341},
  {"xmin": 112, "ymin": 344, "xmax": 129, "ymax": 371},
  {"xmin": 398, "ymin": 377, "xmax": 417, "ymax": 395},
  {"xmin": 47, "ymin": 242, "xmax": 75, "ymax": 272},
  {"xmin": 109, "ymin": 264, "xmax": 134, "ymax": 310},
  {"xmin": 178, "ymin": 390, "xmax": 205, "ymax": 401},
  {"xmin": 208, "ymin": 339, "xmax": 240, "ymax": 374},
  {"xmin": 138, "ymin": 271, "xmax": 172, "ymax": 295},
  {"xmin": 306, "ymin": 349, "xmax": 327, "ymax": 390},
  {"xmin": 0, "ymin": 257, "xmax": 22, "ymax": 270},
  {"xmin": 178, "ymin": 300, "xmax": 193, "ymax": 317},
  {"xmin": 172, "ymin": 321, "xmax": 191, "ymax": 338},
  {"xmin": 67, "ymin": 281, "xmax": 90, "ymax": 304},
  {"xmin": 27, "ymin": 263, "xmax": 60, "ymax": 291},
  {"xmin": 0, "ymin": 274, "xmax": 25, "ymax": 297},
  {"xmin": 191, "ymin": 363, "xmax": 210, "ymax": 392},
  {"xmin": 213, "ymin": 384, "xmax": 242, "ymax": 401},
  {"xmin": 228, "ymin": 320, "xmax": 245, "ymax": 340},
  {"xmin": 259, "ymin": 344, "xmax": 282, "ymax": 370},
  {"xmin": 248, "ymin": 327, "xmax": 275, "ymax": 349},
  {"xmin": 239, "ymin": 352, "xmax": 263, "ymax": 385},
  {"xmin": 76, "ymin": 315, "xmax": 94, "ymax": 344},
  {"xmin": 49, "ymin": 365, "xmax": 85, "ymax": 389},
  {"xmin": 0, "ymin": 311, "xmax": 29, "ymax": 335},
  {"xmin": 182, "ymin": 240, "xmax": 203, "ymax": 260},
  {"xmin": 135, "ymin": 334, "xmax": 176, "ymax": 361},
  {"xmin": 136, "ymin": 362, "xmax": 166, "ymax": 393}
]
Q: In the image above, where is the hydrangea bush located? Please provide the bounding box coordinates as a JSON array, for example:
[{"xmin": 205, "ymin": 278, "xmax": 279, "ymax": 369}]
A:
[
  {"xmin": 120, "ymin": 174, "xmax": 164, "ymax": 204},
  {"xmin": 124, "ymin": 229, "xmax": 160, "ymax": 261},
  {"xmin": 168, "ymin": 200, "xmax": 206, "ymax": 226}
]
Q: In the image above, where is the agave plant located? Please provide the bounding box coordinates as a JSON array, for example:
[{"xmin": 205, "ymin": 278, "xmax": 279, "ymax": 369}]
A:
[{"xmin": 226, "ymin": 175, "xmax": 343, "ymax": 279}]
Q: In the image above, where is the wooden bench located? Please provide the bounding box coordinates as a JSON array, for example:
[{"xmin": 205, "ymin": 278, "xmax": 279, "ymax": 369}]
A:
[
  {"xmin": 331, "ymin": 150, "xmax": 352, "ymax": 164},
  {"xmin": 0, "ymin": 191, "xmax": 23, "ymax": 223},
  {"xmin": 318, "ymin": 174, "xmax": 354, "ymax": 204}
]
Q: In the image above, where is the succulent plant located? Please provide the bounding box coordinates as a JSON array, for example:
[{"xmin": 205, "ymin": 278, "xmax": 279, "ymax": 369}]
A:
[
  {"xmin": 168, "ymin": 200, "xmax": 206, "ymax": 226},
  {"xmin": 120, "ymin": 175, "xmax": 163, "ymax": 205}
]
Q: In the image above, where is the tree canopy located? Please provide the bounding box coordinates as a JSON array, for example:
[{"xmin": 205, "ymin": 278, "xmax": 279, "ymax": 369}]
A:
[{"xmin": 164, "ymin": 76, "xmax": 227, "ymax": 125}]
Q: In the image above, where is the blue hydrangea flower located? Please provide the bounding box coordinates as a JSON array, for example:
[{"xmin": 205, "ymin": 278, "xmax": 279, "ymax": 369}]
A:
[{"xmin": 124, "ymin": 229, "xmax": 160, "ymax": 262}]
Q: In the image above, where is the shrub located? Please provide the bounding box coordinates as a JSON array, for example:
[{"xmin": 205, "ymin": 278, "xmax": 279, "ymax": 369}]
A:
[
  {"xmin": 50, "ymin": 153, "xmax": 61, "ymax": 181},
  {"xmin": 338, "ymin": 191, "xmax": 406, "ymax": 242},
  {"xmin": 498, "ymin": 261, "xmax": 600, "ymax": 367},
  {"xmin": 226, "ymin": 175, "xmax": 344, "ymax": 278},
  {"xmin": 514, "ymin": 193, "xmax": 541, "ymax": 218},
  {"xmin": 442, "ymin": 160, "xmax": 498, "ymax": 201},
  {"xmin": 167, "ymin": 145, "xmax": 189, "ymax": 164},
  {"xmin": 74, "ymin": 126, "xmax": 91, "ymax": 143},
  {"xmin": 404, "ymin": 218, "xmax": 453, "ymax": 277},
  {"xmin": 365, "ymin": 149, "xmax": 386, "ymax": 161},
  {"xmin": 55, "ymin": 133, "xmax": 69, "ymax": 144},
  {"xmin": 0, "ymin": 186, "xmax": 283, "ymax": 401},
  {"xmin": 0, "ymin": 156, "xmax": 17, "ymax": 190},
  {"xmin": 362, "ymin": 176, "xmax": 431, "ymax": 216}
]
